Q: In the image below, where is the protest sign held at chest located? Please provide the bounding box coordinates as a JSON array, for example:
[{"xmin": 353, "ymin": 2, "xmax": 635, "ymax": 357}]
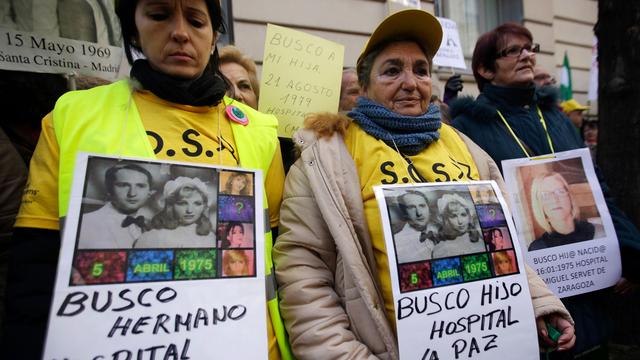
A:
[
  {"xmin": 375, "ymin": 181, "xmax": 539, "ymax": 359},
  {"xmin": 43, "ymin": 154, "xmax": 269, "ymax": 359}
]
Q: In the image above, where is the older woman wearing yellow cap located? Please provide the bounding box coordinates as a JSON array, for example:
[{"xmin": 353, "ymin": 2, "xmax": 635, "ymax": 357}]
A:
[{"xmin": 273, "ymin": 9, "xmax": 574, "ymax": 359}]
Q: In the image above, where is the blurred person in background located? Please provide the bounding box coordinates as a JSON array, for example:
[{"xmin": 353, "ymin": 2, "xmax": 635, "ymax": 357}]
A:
[
  {"xmin": 338, "ymin": 68, "xmax": 361, "ymax": 112},
  {"xmin": 0, "ymin": 70, "xmax": 67, "ymax": 340},
  {"xmin": 218, "ymin": 45, "xmax": 294, "ymax": 174},
  {"xmin": 219, "ymin": 45, "xmax": 260, "ymax": 109},
  {"xmin": 533, "ymin": 66, "xmax": 557, "ymax": 88},
  {"xmin": 561, "ymin": 98, "xmax": 590, "ymax": 130},
  {"xmin": 450, "ymin": 22, "xmax": 640, "ymax": 359},
  {"xmin": 442, "ymin": 73, "xmax": 463, "ymax": 104},
  {"xmin": 581, "ymin": 119, "xmax": 599, "ymax": 161}
]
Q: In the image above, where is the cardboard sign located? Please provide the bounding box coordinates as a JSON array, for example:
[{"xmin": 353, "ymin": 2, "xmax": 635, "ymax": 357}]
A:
[
  {"xmin": 433, "ymin": 18, "xmax": 466, "ymax": 70},
  {"xmin": 502, "ymin": 148, "xmax": 621, "ymax": 298},
  {"xmin": 258, "ymin": 24, "xmax": 344, "ymax": 138},
  {"xmin": 0, "ymin": 1, "xmax": 122, "ymax": 78},
  {"xmin": 43, "ymin": 154, "xmax": 268, "ymax": 359},
  {"xmin": 374, "ymin": 181, "xmax": 537, "ymax": 360}
]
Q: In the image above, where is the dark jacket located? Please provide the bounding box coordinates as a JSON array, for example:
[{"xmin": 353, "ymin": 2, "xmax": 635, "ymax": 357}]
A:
[
  {"xmin": 450, "ymin": 83, "xmax": 640, "ymax": 265},
  {"xmin": 450, "ymin": 84, "xmax": 583, "ymax": 170},
  {"xmin": 0, "ymin": 127, "xmax": 28, "ymax": 343},
  {"xmin": 450, "ymin": 83, "xmax": 640, "ymax": 356},
  {"xmin": 529, "ymin": 220, "xmax": 596, "ymax": 251}
]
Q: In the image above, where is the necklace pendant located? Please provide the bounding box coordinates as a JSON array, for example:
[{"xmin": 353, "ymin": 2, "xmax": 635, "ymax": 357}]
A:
[{"xmin": 225, "ymin": 105, "xmax": 249, "ymax": 126}]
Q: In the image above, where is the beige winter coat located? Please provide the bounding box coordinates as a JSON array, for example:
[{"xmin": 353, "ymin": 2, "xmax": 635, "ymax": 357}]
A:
[{"xmin": 273, "ymin": 113, "xmax": 572, "ymax": 360}]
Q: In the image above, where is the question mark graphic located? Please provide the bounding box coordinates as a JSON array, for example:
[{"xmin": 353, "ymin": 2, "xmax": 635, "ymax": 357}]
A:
[{"xmin": 236, "ymin": 201, "xmax": 244, "ymax": 214}]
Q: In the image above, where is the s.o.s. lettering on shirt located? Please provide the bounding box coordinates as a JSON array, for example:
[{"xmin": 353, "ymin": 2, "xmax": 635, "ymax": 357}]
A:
[
  {"xmin": 379, "ymin": 156, "xmax": 475, "ymax": 184},
  {"xmin": 146, "ymin": 129, "xmax": 238, "ymax": 163}
]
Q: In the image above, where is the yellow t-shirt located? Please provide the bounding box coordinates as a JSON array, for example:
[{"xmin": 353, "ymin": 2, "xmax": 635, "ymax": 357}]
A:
[
  {"xmin": 15, "ymin": 90, "xmax": 284, "ymax": 360},
  {"xmin": 343, "ymin": 122, "xmax": 480, "ymax": 329}
]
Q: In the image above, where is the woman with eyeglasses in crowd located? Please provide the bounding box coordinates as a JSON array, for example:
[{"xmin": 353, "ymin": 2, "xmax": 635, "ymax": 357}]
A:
[
  {"xmin": 450, "ymin": 23, "xmax": 583, "ymax": 169},
  {"xmin": 450, "ymin": 22, "xmax": 640, "ymax": 360}
]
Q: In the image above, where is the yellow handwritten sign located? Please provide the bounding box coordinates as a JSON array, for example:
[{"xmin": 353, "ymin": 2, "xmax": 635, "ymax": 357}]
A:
[{"xmin": 258, "ymin": 24, "xmax": 344, "ymax": 138}]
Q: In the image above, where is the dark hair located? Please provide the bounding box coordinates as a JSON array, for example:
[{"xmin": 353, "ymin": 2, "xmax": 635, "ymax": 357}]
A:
[
  {"xmin": 580, "ymin": 119, "xmax": 598, "ymax": 140},
  {"xmin": 220, "ymin": 221, "xmax": 244, "ymax": 248},
  {"xmin": 226, "ymin": 222, "xmax": 244, "ymax": 236},
  {"xmin": 105, "ymin": 164, "xmax": 153, "ymax": 194},
  {"xmin": 471, "ymin": 23, "xmax": 533, "ymax": 91},
  {"xmin": 357, "ymin": 37, "xmax": 432, "ymax": 89},
  {"xmin": 150, "ymin": 185, "xmax": 212, "ymax": 235},
  {"xmin": 115, "ymin": 0, "xmax": 227, "ymax": 78},
  {"xmin": 491, "ymin": 228, "xmax": 503, "ymax": 238},
  {"xmin": 397, "ymin": 190, "xmax": 429, "ymax": 218}
]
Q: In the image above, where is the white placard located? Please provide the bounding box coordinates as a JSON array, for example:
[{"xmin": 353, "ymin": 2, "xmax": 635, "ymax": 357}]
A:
[
  {"xmin": 587, "ymin": 36, "xmax": 598, "ymax": 101},
  {"xmin": 0, "ymin": 28, "xmax": 122, "ymax": 79},
  {"xmin": 374, "ymin": 181, "xmax": 538, "ymax": 360},
  {"xmin": 1, "ymin": 0, "xmax": 123, "ymax": 78},
  {"xmin": 502, "ymin": 148, "xmax": 621, "ymax": 298},
  {"xmin": 43, "ymin": 154, "xmax": 268, "ymax": 359},
  {"xmin": 433, "ymin": 18, "xmax": 466, "ymax": 70}
]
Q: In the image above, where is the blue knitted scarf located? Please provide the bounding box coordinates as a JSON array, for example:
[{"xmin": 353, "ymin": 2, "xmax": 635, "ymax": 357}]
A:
[{"xmin": 348, "ymin": 97, "xmax": 442, "ymax": 156}]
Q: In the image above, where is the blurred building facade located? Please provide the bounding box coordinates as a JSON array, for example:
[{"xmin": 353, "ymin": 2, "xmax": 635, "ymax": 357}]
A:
[{"xmin": 228, "ymin": 0, "xmax": 597, "ymax": 113}]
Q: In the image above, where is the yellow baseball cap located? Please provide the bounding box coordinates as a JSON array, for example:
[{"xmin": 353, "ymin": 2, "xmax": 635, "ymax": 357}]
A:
[
  {"xmin": 356, "ymin": 9, "xmax": 443, "ymax": 74},
  {"xmin": 561, "ymin": 99, "xmax": 590, "ymax": 113}
]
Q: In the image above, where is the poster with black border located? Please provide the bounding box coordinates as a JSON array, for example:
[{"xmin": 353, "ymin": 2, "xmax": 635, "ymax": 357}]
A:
[
  {"xmin": 502, "ymin": 148, "xmax": 621, "ymax": 298},
  {"xmin": 374, "ymin": 181, "xmax": 538, "ymax": 360},
  {"xmin": 42, "ymin": 153, "xmax": 268, "ymax": 359}
]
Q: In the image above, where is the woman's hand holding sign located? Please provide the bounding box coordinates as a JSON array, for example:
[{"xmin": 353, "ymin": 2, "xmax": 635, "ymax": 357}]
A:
[{"xmin": 536, "ymin": 314, "xmax": 576, "ymax": 351}]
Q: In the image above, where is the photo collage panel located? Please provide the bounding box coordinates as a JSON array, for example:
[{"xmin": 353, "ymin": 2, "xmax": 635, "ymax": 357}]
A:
[
  {"xmin": 386, "ymin": 184, "xmax": 520, "ymax": 294},
  {"xmin": 70, "ymin": 157, "xmax": 257, "ymax": 285}
]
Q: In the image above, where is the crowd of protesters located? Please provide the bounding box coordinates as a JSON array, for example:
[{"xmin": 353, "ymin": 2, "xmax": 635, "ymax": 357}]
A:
[{"xmin": 0, "ymin": 2, "xmax": 638, "ymax": 360}]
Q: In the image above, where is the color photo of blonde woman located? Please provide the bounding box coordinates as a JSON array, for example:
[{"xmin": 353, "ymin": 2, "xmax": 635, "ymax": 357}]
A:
[
  {"xmin": 528, "ymin": 172, "xmax": 604, "ymax": 251},
  {"xmin": 492, "ymin": 250, "xmax": 517, "ymax": 276},
  {"xmin": 222, "ymin": 250, "xmax": 254, "ymax": 277}
]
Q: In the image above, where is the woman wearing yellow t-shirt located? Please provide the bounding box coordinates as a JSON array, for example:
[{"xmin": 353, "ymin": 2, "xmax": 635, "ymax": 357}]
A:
[
  {"xmin": 273, "ymin": 9, "xmax": 575, "ymax": 359},
  {"xmin": 4, "ymin": 0, "xmax": 288, "ymax": 358}
]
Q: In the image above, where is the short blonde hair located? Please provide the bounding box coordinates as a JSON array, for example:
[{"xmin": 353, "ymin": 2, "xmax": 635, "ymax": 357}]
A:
[
  {"xmin": 223, "ymin": 250, "xmax": 250, "ymax": 276},
  {"xmin": 219, "ymin": 45, "xmax": 260, "ymax": 98},
  {"xmin": 492, "ymin": 251, "xmax": 513, "ymax": 275},
  {"xmin": 530, "ymin": 172, "xmax": 580, "ymax": 233}
]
